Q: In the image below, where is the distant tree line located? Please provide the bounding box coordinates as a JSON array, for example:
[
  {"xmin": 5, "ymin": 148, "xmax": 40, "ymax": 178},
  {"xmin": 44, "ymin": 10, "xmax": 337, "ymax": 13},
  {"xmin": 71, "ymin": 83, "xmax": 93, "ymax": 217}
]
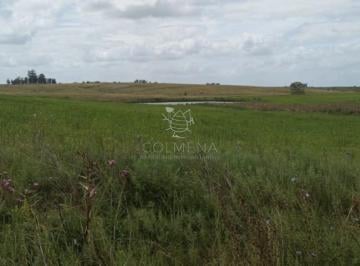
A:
[
  {"xmin": 7, "ymin": 70, "xmax": 56, "ymax": 85},
  {"xmin": 134, "ymin": 79, "xmax": 149, "ymax": 84},
  {"xmin": 134, "ymin": 80, "xmax": 158, "ymax": 84}
]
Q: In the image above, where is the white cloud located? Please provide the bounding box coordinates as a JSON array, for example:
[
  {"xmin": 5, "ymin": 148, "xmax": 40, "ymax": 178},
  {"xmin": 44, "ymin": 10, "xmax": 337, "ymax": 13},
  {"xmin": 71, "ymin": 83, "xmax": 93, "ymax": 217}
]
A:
[{"xmin": 0, "ymin": 0, "xmax": 359, "ymax": 86}]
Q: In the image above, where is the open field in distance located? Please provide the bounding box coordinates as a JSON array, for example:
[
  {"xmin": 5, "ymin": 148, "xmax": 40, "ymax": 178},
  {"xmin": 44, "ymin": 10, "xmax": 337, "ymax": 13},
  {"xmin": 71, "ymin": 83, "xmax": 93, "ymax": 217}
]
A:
[{"xmin": 0, "ymin": 83, "xmax": 358, "ymax": 103}]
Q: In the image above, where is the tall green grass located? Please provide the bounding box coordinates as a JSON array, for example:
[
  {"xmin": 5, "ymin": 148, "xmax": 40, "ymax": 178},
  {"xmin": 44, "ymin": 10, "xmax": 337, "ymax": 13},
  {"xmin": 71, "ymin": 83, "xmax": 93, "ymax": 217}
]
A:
[{"xmin": 0, "ymin": 96, "xmax": 359, "ymax": 265}]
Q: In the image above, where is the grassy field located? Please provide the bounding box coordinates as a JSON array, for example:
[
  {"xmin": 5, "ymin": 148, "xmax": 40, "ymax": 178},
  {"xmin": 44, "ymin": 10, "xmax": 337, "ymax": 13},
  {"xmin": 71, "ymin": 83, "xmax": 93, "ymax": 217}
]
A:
[
  {"xmin": 0, "ymin": 86, "xmax": 359, "ymax": 265},
  {"xmin": 0, "ymin": 83, "xmax": 356, "ymax": 103}
]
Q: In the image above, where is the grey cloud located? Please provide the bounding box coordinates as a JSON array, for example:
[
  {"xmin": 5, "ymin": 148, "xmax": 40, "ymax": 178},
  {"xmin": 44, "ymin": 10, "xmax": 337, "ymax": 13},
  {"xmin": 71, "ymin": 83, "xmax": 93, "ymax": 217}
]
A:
[
  {"xmin": 0, "ymin": 53, "xmax": 53, "ymax": 69},
  {"xmin": 0, "ymin": 54, "xmax": 17, "ymax": 67},
  {"xmin": 0, "ymin": 32, "xmax": 33, "ymax": 45},
  {"xmin": 83, "ymin": 33, "xmax": 273, "ymax": 64},
  {"xmin": 288, "ymin": 20, "xmax": 360, "ymax": 43},
  {"xmin": 242, "ymin": 36, "xmax": 273, "ymax": 56},
  {"xmin": 82, "ymin": 0, "xmax": 228, "ymax": 20},
  {"xmin": 0, "ymin": 0, "xmax": 69, "ymax": 46},
  {"xmin": 1, "ymin": 0, "xmax": 360, "ymax": 86},
  {"xmin": 113, "ymin": 1, "xmax": 196, "ymax": 19}
]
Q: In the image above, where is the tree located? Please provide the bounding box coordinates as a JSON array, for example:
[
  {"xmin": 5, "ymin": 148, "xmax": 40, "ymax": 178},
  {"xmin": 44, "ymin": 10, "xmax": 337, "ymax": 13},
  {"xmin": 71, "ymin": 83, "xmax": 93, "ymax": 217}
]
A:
[
  {"xmin": 27, "ymin": 69, "xmax": 38, "ymax": 84},
  {"xmin": 6, "ymin": 79, "xmax": 10, "ymax": 85},
  {"xmin": 12, "ymin": 77, "xmax": 23, "ymax": 85},
  {"xmin": 7, "ymin": 70, "xmax": 57, "ymax": 85},
  {"xmin": 38, "ymin": 73, "xmax": 46, "ymax": 84},
  {"xmin": 290, "ymin": 81, "xmax": 307, "ymax": 95},
  {"xmin": 134, "ymin": 79, "xmax": 148, "ymax": 84}
]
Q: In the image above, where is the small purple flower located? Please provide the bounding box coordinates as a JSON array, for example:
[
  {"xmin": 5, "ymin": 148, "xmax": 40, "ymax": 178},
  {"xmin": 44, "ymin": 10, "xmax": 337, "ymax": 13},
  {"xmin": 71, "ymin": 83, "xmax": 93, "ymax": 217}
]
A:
[
  {"xmin": 120, "ymin": 170, "xmax": 130, "ymax": 178},
  {"xmin": 0, "ymin": 179, "xmax": 15, "ymax": 193}
]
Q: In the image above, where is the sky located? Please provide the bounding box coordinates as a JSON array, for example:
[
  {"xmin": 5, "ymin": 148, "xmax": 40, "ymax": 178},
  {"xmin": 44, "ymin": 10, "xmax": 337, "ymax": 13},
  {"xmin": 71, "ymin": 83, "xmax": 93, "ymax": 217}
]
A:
[{"xmin": 0, "ymin": 0, "xmax": 359, "ymax": 86}]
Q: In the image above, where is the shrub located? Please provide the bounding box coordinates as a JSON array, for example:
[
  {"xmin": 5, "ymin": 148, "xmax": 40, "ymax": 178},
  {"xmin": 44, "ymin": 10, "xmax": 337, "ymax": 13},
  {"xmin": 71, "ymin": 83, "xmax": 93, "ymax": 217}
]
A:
[{"xmin": 290, "ymin": 82, "xmax": 307, "ymax": 95}]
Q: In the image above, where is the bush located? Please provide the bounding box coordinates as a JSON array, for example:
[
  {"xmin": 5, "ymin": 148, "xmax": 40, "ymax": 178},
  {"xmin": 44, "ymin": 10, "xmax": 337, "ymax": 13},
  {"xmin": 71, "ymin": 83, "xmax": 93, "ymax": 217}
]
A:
[{"xmin": 290, "ymin": 82, "xmax": 307, "ymax": 95}]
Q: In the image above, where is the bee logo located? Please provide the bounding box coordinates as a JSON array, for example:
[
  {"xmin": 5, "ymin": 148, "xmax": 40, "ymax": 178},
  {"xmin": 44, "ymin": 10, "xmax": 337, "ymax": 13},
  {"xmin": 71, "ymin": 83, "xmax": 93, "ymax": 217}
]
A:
[{"xmin": 162, "ymin": 107, "xmax": 195, "ymax": 139}]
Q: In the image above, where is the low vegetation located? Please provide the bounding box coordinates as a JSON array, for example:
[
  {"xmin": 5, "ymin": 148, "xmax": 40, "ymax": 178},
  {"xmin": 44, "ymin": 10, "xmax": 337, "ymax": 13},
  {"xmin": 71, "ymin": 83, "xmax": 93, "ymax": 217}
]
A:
[
  {"xmin": 0, "ymin": 95, "xmax": 358, "ymax": 265},
  {"xmin": 236, "ymin": 102, "xmax": 360, "ymax": 114},
  {"xmin": 0, "ymin": 82, "xmax": 355, "ymax": 103}
]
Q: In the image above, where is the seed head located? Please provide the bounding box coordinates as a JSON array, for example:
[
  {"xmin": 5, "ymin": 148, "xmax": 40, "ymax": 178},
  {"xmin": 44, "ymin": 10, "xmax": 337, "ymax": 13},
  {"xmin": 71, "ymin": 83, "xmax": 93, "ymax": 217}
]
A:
[{"xmin": 108, "ymin": 160, "xmax": 117, "ymax": 167}]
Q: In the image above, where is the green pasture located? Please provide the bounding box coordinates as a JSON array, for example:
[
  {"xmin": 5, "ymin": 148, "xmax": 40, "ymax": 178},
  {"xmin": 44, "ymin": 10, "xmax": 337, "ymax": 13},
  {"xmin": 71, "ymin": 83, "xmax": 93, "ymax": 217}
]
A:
[{"xmin": 0, "ymin": 95, "xmax": 359, "ymax": 265}]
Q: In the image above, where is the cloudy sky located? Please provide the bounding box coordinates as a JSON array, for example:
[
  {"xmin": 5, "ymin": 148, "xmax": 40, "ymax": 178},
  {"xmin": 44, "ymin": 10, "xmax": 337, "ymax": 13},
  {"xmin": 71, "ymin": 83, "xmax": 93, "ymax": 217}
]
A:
[{"xmin": 0, "ymin": 0, "xmax": 359, "ymax": 86}]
